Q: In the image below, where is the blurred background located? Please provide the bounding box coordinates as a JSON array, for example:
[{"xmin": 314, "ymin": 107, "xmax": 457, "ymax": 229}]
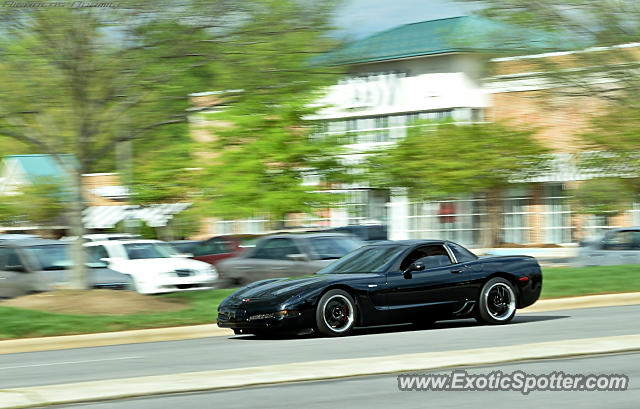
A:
[{"xmin": 0, "ymin": 0, "xmax": 639, "ymax": 282}]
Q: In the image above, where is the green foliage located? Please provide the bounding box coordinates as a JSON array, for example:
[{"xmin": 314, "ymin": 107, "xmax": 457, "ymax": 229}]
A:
[
  {"xmin": 467, "ymin": 0, "xmax": 640, "ymax": 101},
  {"xmin": 571, "ymin": 178, "xmax": 633, "ymax": 216},
  {"xmin": 169, "ymin": 207, "xmax": 202, "ymax": 240},
  {"xmin": 578, "ymin": 103, "xmax": 640, "ymax": 192},
  {"xmin": 367, "ymin": 122, "xmax": 550, "ymax": 201},
  {"xmin": 201, "ymin": 104, "xmax": 350, "ymax": 221},
  {"xmin": 0, "ymin": 178, "xmax": 66, "ymax": 226}
]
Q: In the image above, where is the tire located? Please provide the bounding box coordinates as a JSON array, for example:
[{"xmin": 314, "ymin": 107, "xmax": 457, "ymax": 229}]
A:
[
  {"xmin": 476, "ymin": 277, "xmax": 517, "ymax": 324},
  {"xmin": 315, "ymin": 289, "xmax": 357, "ymax": 337}
]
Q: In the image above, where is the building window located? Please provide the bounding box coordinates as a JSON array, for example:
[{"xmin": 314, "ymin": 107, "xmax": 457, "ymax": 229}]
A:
[
  {"xmin": 407, "ymin": 197, "xmax": 483, "ymax": 246},
  {"xmin": 374, "ymin": 116, "xmax": 389, "ymax": 142},
  {"xmin": 543, "ymin": 184, "xmax": 572, "ymax": 244},
  {"xmin": 502, "ymin": 189, "xmax": 531, "ymax": 245}
]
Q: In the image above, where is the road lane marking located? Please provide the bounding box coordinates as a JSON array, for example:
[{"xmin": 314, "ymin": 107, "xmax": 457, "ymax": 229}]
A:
[{"xmin": 0, "ymin": 356, "xmax": 143, "ymax": 370}]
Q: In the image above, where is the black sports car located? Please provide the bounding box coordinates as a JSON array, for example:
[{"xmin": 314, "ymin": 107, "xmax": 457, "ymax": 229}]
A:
[{"xmin": 217, "ymin": 240, "xmax": 542, "ymax": 337}]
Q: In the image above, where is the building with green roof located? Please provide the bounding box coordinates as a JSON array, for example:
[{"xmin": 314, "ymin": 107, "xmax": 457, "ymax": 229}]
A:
[
  {"xmin": 314, "ymin": 15, "xmax": 568, "ymax": 67},
  {"xmin": 305, "ymin": 15, "xmax": 592, "ymax": 246}
]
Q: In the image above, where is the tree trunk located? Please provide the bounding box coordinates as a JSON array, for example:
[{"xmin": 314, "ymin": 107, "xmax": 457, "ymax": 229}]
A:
[
  {"xmin": 66, "ymin": 166, "xmax": 88, "ymax": 289},
  {"xmin": 482, "ymin": 187, "xmax": 503, "ymax": 248}
]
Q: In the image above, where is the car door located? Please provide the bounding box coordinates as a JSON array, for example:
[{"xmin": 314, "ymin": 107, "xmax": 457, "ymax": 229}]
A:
[
  {"xmin": 385, "ymin": 244, "xmax": 468, "ymax": 323},
  {"xmin": 0, "ymin": 247, "xmax": 32, "ymax": 298},
  {"xmin": 230, "ymin": 238, "xmax": 307, "ymax": 283}
]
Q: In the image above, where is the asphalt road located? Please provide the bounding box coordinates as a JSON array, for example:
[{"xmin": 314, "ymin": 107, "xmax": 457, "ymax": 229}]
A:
[
  {"xmin": 1, "ymin": 305, "xmax": 639, "ymax": 390},
  {"xmin": 46, "ymin": 352, "xmax": 640, "ymax": 409}
]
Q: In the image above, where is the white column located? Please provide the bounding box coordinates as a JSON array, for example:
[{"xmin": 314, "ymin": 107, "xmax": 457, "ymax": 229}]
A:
[{"xmin": 388, "ymin": 189, "xmax": 409, "ymax": 240}]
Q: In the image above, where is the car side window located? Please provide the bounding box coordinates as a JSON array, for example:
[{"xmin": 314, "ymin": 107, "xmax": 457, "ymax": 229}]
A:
[
  {"xmin": 87, "ymin": 245, "xmax": 109, "ymax": 261},
  {"xmin": 0, "ymin": 247, "xmax": 26, "ymax": 272},
  {"xmin": 251, "ymin": 238, "xmax": 300, "ymax": 260},
  {"xmin": 602, "ymin": 231, "xmax": 636, "ymax": 250},
  {"xmin": 400, "ymin": 245, "xmax": 452, "ymax": 270},
  {"xmin": 447, "ymin": 243, "xmax": 477, "ymax": 263}
]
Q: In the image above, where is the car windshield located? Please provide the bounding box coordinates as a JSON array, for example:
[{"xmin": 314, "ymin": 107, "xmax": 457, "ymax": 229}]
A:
[
  {"xmin": 316, "ymin": 244, "xmax": 405, "ymax": 274},
  {"xmin": 23, "ymin": 244, "xmax": 71, "ymax": 270},
  {"xmin": 307, "ymin": 236, "xmax": 363, "ymax": 260},
  {"xmin": 123, "ymin": 242, "xmax": 178, "ymax": 259}
]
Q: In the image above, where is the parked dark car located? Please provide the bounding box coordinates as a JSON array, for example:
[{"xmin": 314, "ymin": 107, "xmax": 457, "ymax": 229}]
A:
[
  {"xmin": 0, "ymin": 239, "xmax": 133, "ymax": 298},
  {"xmin": 171, "ymin": 235, "xmax": 260, "ymax": 267},
  {"xmin": 575, "ymin": 227, "xmax": 640, "ymax": 266},
  {"xmin": 326, "ymin": 225, "xmax": 388, "ymax": 242},
  {"xmin": 216, "ymin": 233, "xmax": 363, "ymax": 286},
  {"xmin": 218, "ymin": 240, "xmax": 542, "ymax": 336},
  {"xmin": 168, "ymin": 240, "xmax": 202, "ymax": 254}
]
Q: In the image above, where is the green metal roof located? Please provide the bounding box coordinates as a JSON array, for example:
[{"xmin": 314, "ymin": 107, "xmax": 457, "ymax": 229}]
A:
[
  {"xmin": 4, "ymin": 154, "xmax": 77, "ymax": 183},
  {"xmin": 316, "ymin": 16, "xmax": 571, "ymax": 66}
]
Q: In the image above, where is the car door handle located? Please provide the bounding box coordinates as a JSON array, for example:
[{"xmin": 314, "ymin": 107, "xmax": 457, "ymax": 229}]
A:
[
  {"xmin": 451, "ymin": 269, "xmax": 463, "ymax": 274},
  {"xmin": 235, "ymin": 266, "xmax": 252, "ymax": 270},
  {"xmin": 272, "ymin": 267, "xmax": 288, "ymax": 270}
]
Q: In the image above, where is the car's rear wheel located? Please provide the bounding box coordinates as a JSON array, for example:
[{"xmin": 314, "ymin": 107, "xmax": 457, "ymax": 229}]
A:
[
  {"xmin": 315, "ymin": 289, "xmax": 356, "ymax": 336},
  {"xmin": 476, "ymin": 277, "xmax": 517, "ymax": 324}
]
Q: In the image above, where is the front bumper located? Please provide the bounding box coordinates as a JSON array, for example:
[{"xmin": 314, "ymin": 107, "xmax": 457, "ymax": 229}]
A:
[{"xmin": 217, "ymin": 305, "xmax": 314, "ymax": 331}]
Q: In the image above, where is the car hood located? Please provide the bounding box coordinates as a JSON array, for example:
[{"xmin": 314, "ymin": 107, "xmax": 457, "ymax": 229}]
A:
[{"xmin": 228, "ymin": 273, "xmax": 374, "ymax": 301}]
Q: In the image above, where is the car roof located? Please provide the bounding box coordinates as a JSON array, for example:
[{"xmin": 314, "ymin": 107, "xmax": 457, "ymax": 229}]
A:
[
  {"xmin": 260, "ymin": 232, "xmax": 356, "ymax": 240},
  {"xmin": 364, "ymin": 239, "xmax": 446, "ymax": 246},
  {"xmin": 86, "ymin": 239, "xmax": 163, "ymax": 246},
  {"xmin": 0, "ymin": 238, "xmax": 66, "ymax": 247}
]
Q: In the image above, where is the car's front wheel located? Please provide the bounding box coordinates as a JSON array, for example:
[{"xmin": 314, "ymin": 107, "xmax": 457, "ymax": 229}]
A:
[
  {"xmin": 476, "ymin": 277, "xmax": 517, "ymax": 324},
  {"xmin": 315, "ymin": 289, "xmax": 357, "ymax": 336}
]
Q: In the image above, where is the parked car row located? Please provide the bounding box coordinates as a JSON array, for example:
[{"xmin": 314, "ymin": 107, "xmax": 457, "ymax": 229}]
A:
[{"xmin": 0, "ymin": 227, "xmax": 375, "ymax": 298}]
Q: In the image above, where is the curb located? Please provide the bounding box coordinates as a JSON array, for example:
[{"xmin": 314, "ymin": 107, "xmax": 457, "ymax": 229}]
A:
[
  {"xmin": 1, "ymin": 292, "xmax": 639, "ymax": 355},
  {"xmin": 1, "ymin": 334, "xmax": 639, "ymax": 408},
  {"xmin": 0, "ymin": 324, "xmax": 233, "ymax": 355}
]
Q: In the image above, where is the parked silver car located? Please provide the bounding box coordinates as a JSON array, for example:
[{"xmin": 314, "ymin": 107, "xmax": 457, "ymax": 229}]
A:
[
  {"xmin": 216, "ymin": 233, "xmax": 363, "ymax": 286},
  {"xmin": 0, "ymin": 239, "xmax": 133, "ymax": 298},
  {"xmin": 574, "ymin": 227, "xmax": 640, "ymax": 267}
]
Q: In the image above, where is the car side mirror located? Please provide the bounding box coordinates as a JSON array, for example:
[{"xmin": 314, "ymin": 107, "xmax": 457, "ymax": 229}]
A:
[
  {"xmin": 403, "ymin": 262, "xmax": 425, "ymax": 279},
  {"xmin": 286, "ymin": 253, "xmax": 308, "ymax": 262}
]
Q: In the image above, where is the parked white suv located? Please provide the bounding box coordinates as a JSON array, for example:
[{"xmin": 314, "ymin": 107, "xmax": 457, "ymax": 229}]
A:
[{"xmin": 84, "ymin": 240, "xmax": 218, "ymax": 294}]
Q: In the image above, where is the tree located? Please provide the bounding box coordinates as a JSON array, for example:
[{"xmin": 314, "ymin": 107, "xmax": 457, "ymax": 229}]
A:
[
  {"xmin": 367, "ymin": 122, "xmax": 549, "ymax": 247},
  {"xmin": 578, "ymin": 103, "xmax": 640, "ymax": 194},
  {"xmin": 465, "ymin": 0, "xmax": 640, "ymax": 102},
  {"xmin": 0, "ymin": 0, "xmax": 342, "ymax": 287},
  {"xmin": 200, "ymin": 104, "xmax": 350, "ymax": 226},
  {"xmin": 571, "ymin": 178, "xmax": 633, "ymax": 217}
]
